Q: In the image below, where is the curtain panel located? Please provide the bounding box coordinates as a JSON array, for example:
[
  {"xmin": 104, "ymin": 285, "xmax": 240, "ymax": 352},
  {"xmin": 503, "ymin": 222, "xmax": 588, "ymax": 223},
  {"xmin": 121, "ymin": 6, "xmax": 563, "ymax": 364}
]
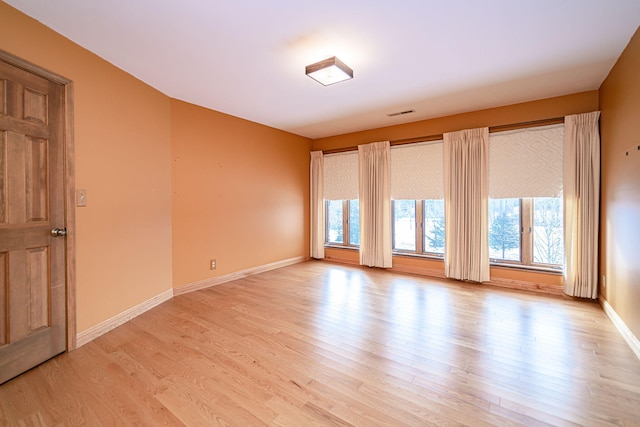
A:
[
  {"xmin": 563, "ymin": 112, "xmax": 600, "ymax": 299},
  {"xmin": 310, "ymin": 151, "xmax": 325, "ymax": 259},
  {"xmin": 444, "ymin": 127, "xmax": 490, "ymax": 282},
  {"xmin": 358, "ymin": 141, "xmax": 392, "ymax": 268}
]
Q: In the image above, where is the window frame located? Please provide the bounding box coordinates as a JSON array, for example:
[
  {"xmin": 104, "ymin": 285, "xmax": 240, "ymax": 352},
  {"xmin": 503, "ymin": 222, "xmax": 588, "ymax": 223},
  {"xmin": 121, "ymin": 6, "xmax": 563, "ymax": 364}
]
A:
[
  {"xmin": 489, "ymin": 197, "xmax": 563, "ymax": 271},
  {"xmin": 324, "ymin": 199, "xmax": 359, "ymax": 248},
  {"xmin": 530, "ymin": 197, "xmax": 564, "ymax": 269},
  {"xmin": 488, "ymin": 198, "xmax": 523, "ymax": 265},
  {"xmin": 391, "ymin": 199, "xmax": 445, "ymax": 258}
]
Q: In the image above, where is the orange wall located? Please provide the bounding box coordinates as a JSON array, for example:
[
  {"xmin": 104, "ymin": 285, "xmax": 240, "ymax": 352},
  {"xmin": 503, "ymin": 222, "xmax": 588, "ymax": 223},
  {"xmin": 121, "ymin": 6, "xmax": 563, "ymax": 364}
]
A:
[
  {"xmin": 0, "ymin": 3, "xmax": 173, "ymax": 332},
  {"xmin": 313, "ymin": 91, "xmax": 598, "ymax": 151},
  {"xmin": 171, "ymin": 100, "xmax": 311, "ymax": 287},
  {"xmin": 599, "ymin": 27, "xmax": 640, "ymax": 339},
  {"xmin": 314, "ymin": 92, "xmax": 599, "ymax": 290}
]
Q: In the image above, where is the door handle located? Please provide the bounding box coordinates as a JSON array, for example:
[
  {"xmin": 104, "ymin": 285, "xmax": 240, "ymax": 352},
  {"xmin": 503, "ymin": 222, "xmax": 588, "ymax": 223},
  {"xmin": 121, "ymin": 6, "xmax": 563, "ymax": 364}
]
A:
[{"xmin": 50, "ymin": 228, "xmax": 67, "ymax": 237}]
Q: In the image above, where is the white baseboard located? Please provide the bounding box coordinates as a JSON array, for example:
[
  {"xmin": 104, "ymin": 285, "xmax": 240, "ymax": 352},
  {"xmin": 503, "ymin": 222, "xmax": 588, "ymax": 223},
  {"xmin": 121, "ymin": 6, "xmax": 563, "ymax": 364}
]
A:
[
  {"xmin": 173, "ymin": 256, "xmax": 306, "ymax": 296},
  {"xmin": 76, "ymin": 288, "xmax": 174, "ymax": 348},
  {"xmin": 600, "ymin": 296, "xmax": 640, "ymax": 361},
  {"xmin": 75, "ymin": 257, "xmax": 306, "ymax": 346}
]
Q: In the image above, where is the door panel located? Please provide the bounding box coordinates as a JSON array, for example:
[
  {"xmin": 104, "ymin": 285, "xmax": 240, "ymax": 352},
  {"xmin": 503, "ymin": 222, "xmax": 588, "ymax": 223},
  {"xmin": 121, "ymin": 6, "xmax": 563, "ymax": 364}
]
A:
[
  {"xmin": 23, "ymin": 87, "xmax": 48, "ymax": 125},
  {"xmin": 0, "ymin": 59, "xmax": 66, "ymax": 384},
  {"xmin": 26, "ymin": 136, "xmax": 49, "ymax": 223},
  {"xmin": 0, "ymin": 252, "xmax": 6, "ymax": 346},
  {"xmin": 0, "ymin": 131, "xmax": 6, "ymax": 224}
]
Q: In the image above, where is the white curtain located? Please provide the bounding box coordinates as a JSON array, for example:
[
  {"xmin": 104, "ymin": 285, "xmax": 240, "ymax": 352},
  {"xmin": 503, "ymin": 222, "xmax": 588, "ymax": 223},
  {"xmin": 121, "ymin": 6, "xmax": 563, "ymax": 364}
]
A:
[
  {"xmin": 310, "ymin": 151, "xmax": 325, "ymax": 259},
  {"xmin": 563, "ymin": 112, "xmax": 600, "ymax": 298},
  {"xmin": 444, "ymin": 128, "xmax": 490, "ymax": 282},
  {"xmin": 358, "ymin": 141, "xmax": 392, "ymax": 268}
]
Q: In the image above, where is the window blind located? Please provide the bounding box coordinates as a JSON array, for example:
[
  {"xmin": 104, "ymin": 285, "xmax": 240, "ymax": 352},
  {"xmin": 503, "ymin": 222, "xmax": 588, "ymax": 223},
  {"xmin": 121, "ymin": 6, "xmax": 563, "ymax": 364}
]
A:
[
  {"xmin": 323, "ymin": 151, "xmax": 358, "ymax": 200},
  {"xmin": 489, "ymin": 124, "xmax": 563, "ymax": 198},
  {"xmin": 390, "ymin": 140, "xmax": 443, "ymax": 200}
]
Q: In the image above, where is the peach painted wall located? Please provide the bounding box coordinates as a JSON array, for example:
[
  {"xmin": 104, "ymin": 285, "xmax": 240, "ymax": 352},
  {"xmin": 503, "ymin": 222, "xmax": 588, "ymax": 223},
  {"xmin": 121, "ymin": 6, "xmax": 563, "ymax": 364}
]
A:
[
  {"xmin": 599, "ymin": 27, "xmax": 640, "ymax": 340},
  {"xmin": 1, "ymin": 3, "xmax": 173, "ymax": 332},
  {"xmin": 314, "ymin": 93, "xmax": 599, "ymax": 291},
  {"xmin": 171, "ymin": 100, "xmax": 311, "ymax": 287},
  {"xmin": 313, "ymin": 91, "xmax": 598, "ymax": 151}
]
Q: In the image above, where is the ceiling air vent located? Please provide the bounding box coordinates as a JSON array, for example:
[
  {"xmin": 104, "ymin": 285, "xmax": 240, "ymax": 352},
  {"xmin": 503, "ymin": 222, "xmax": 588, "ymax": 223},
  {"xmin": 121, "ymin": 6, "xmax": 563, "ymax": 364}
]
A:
[{"xmin": 387, "ymin": 109, "xmax": 415, "ymax": 117}]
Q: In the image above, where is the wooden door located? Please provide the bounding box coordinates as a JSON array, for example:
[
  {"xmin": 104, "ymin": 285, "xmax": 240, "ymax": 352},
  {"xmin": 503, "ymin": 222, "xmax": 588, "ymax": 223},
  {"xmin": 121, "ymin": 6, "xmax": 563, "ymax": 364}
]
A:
[{"xmin": 0, "ymin": 59, "xmax": 66, "ymax": 384}]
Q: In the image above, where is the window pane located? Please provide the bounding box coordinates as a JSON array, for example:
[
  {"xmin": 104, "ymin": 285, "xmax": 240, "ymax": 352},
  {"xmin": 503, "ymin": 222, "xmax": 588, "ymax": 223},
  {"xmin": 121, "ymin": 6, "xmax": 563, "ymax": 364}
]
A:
[
  {"xmin": 533, "ymin": 197, "xmax": 564, "ymax": 266},
  {"xmin": 423, "ymin": 199, "xmax": 445, "ymax": 254},
  {"xmin": 393, "ymin": 200, "xmax": 416, "ymax": 251},
  {"xmin": 488, "ymin": 198, "xmax": 521, "ymax": 261},
  {"xmin": 326, "ymin": 200, "xmax": 343, "ymax": 244},
  {"xmin": 349, "ymin": 200, "xmax": 360, "ymax": 246}
]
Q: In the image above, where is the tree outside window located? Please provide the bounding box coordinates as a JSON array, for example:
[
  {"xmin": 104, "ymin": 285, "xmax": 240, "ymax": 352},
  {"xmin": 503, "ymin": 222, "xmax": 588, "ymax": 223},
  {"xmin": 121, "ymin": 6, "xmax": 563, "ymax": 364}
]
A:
[
  {"xmin": 533, "ymin": 197, "xmax": 563, "ymax": 265},
  {"xmin": 424, "ymin": 199, "xmax": 445, "ymax": 254},
  {"xmin": 488, "ymin": 198, "xmax": 521, "ymax": 261}
]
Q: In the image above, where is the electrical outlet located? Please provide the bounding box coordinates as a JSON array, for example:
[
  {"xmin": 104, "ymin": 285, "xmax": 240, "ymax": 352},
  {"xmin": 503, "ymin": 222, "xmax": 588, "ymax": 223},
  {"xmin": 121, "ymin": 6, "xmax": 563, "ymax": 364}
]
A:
[{"xmin": 210, "ymin": 259, "xmax": 216, "ymax": 270}]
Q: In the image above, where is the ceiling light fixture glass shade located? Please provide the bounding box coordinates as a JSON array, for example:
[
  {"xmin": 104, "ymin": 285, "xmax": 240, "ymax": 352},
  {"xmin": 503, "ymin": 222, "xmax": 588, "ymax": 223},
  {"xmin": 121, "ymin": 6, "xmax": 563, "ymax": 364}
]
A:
[{"xmin": 305, "ymin": 56, "xmax": 353, "ymax": 86}]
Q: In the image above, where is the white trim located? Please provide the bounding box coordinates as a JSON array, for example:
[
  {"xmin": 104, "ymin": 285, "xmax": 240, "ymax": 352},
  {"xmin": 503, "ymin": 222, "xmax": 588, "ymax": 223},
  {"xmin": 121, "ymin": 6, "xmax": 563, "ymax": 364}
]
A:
[
  {"xmin": 75, "ymin": 288, "xmax": 174, "ymax": 348},
  {"xmin": 74, "ymin": 257, "xmax": 307, "ymax": 347},
  {"xmin": 600, "ymin": 296, "xmax": 640, "ymax": 361},
  {"xmin": 173, "ymin": 256, "xmax": 306, "ymax": 296}
]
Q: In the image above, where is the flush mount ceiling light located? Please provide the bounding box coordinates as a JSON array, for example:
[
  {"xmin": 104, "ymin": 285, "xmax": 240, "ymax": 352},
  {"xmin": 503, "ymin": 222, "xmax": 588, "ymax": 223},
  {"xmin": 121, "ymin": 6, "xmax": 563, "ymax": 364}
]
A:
[{"xmin": 305, "ymin": 56, "xmax": 353, "ymax": 86}]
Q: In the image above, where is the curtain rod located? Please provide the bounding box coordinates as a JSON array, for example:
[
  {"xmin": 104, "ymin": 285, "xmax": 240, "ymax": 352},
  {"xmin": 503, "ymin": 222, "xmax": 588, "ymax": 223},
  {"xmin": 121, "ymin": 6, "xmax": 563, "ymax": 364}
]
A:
[{"xmin": 321, "ymin": 116, "xmax": 564, "ymax": 155}]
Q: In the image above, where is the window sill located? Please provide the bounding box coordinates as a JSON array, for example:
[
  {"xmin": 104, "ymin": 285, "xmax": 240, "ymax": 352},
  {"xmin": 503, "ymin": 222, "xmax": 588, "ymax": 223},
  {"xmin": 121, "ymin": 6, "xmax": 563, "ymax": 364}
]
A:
[
  {"xmin": 326, "ymin": 246, "xmax": 445, "ymax": 262},
  {"xmin": 489, "ymin": 262, "xmax": 563, "ymax": 275},
  {"xmin": 324, "ymin": 244, "xmax": 359, "ymax": 251},
  {"xmin": 325, "ymin": 246, "xmax": 562, "ymax": 275},
  {"xmin": 392, "ymin": 252, "xmax": 444, "ymax": 262}
]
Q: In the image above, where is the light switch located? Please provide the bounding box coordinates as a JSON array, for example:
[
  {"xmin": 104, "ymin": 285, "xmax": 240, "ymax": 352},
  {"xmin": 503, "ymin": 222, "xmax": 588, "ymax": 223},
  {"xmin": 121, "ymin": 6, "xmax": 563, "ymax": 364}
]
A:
[{"xmin": 77, "ymin": 189, "xmax": 87, "ymax": 207}]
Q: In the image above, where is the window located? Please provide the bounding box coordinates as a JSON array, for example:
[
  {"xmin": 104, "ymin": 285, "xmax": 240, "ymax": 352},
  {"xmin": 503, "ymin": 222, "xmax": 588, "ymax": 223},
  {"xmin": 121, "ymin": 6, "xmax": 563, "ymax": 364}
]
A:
[
  {"xmin": 390, "ymin": 140, "xmax": 445, "ymax": 258},
  {"xmin": 325, "ymin": 200, "xmax": 359, "ymax": 247},
  {"xmin": 348, "ymin": 200, "xmax": 360, "ymax": 246},
  {"xmin": 318, "ymin": 123, "xmax": 566, "ymax": 273},
  {"xmin": 392, "ymin": 199, "xmax": 445, "ymax": 256},
  {"xmin": 323, "ymin": 152, "xmax": 359, "ymax": 248},
  {"xmin": 489, "ymin": 124, "xmax": 564, "ymax": 269},
  {"xmin": 393, "ymin": 200, "xmax": 416, "ymax": 251},
  {"xmin": 488, "ymin": 198, "xmax": 521, "ymax": 262},
  {"xmin": 488, "ymin": 197, "xmax": 563, "ymax": 268},
  {"xmin": 423, "ymin": 199, "xmax": 445, "ymax": 254},
  {"xmin": 326, "ymin": 200, "xmax": 344, "ymax": 244},
  {"xmin": 532, "ymin": 197, "xmax": 564, "ymax": 265}
]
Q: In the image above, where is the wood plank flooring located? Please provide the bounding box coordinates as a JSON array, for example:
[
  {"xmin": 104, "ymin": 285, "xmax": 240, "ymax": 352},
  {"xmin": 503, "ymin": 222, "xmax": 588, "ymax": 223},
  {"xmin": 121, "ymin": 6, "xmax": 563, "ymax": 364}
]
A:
[{"xmin": 1, "ymin": 261, "xmax": 639, "ymax": 426}]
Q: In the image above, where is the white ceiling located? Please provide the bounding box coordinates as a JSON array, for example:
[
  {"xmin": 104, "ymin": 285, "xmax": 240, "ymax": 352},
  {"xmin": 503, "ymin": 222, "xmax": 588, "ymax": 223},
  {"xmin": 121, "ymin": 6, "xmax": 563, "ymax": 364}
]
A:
[{"xmin": 6, "ymin": 0, "xmax": 640, "ymax": 139}]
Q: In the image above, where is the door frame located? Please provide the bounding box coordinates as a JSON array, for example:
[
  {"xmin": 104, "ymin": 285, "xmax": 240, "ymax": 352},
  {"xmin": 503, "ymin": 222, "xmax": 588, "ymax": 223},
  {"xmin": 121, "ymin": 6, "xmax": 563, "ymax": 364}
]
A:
[{"xmin": 0, "ymin": 49, "xmax": 77, "ymax": 351}]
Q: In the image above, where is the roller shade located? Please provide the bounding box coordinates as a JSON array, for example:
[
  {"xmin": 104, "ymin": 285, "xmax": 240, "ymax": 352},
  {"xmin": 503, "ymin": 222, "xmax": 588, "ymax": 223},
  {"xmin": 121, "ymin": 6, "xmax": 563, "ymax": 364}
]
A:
[
  {"xmin": 489, "ymin": 124, "xmax": 563, "ymax": 198},
  {"xmin": 323, "ymin": 151, "xmax": 358, "ymax": 200},
  {"xmin": 391, "ymin": 140, "xmax": 443, "ymax": 200}
]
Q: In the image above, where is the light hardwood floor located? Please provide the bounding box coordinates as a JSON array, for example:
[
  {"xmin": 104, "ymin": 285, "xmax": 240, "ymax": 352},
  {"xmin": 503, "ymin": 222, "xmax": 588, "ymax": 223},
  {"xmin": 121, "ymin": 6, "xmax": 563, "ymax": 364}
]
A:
[{"xmin": 1, "ymin": 261, "xmax": 639, "ymax": 426}]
